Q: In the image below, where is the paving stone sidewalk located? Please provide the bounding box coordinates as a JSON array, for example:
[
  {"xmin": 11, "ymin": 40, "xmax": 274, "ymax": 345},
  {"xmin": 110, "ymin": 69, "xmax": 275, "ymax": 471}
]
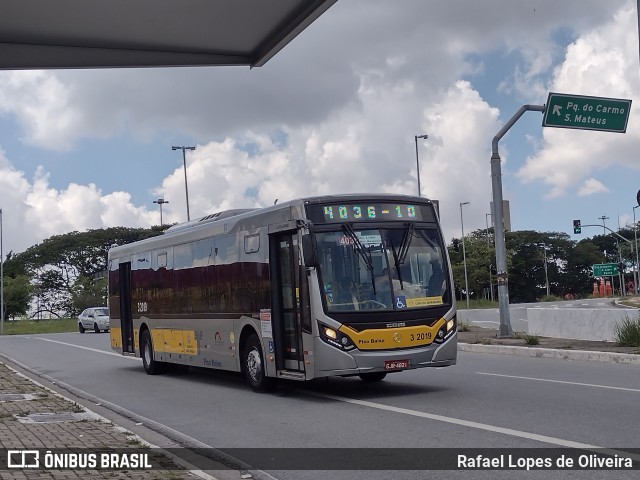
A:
[{"xmin": 0, "ymin": 362, "xmax": 199, "ymax": 480}]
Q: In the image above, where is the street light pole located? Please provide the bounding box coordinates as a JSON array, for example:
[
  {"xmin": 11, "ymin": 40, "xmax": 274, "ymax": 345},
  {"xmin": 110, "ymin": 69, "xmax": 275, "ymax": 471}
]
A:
[
  {"xmin": 541, "ymin": 244, "xmax": 550, "ymax": 297},
  {"xmin": 172, "ymin": 146, "xmax": 196, "ymax": 221},
  {"xmin": 414, "ymin": 134, "xmax": 428, "ymax": 196},
  {"xmin": 460, "ymin": 202, "xmax": 470, "ymax": 309},
  {"xmin": 599, "ymin": 215, "xmax": 609, "ymax": 235},
  {"xmin": 633, "ymin": 205, "xmax": 639, "ymax": 294},
  {"xmin": 153, "ymin": 198, "xmax": 169, "ymax": 226},
  {"xmin": 616, "ymin": 239, "xmax": 625, "ymax": 296},
  {"xmin": 485, "ymin": 212, "xmax": 494, "ymax": 302}
]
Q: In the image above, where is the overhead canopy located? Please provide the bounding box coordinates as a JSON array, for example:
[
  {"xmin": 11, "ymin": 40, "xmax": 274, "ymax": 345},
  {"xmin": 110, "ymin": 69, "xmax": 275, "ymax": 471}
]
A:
[{"xmin": 0, "ymin": 0, "xmax": 337, "ymax": 70}]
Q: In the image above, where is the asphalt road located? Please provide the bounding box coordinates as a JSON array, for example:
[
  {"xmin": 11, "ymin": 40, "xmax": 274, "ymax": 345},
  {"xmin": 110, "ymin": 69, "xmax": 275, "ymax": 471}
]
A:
[{"xmin": 1, "ymin": 331, "xmax": 639, "ymax": 480}]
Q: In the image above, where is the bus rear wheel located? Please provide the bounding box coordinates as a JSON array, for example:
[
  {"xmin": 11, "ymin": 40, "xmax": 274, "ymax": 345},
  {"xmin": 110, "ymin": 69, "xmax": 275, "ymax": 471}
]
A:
[
  {"xmin": 359, "ymin": 372, "xmax": 387, "ymax": 382},
  {"xmin": 141, "ymin": 329, "xmax": 163, "ymax": 375},
  {"xmin": 243, "ymin": 334, "xmax": 276, "ymax": 392}
]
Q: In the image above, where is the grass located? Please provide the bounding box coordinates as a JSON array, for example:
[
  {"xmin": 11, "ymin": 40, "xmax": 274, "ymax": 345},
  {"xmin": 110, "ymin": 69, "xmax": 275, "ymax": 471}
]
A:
[
  {"xmin": 457, "ymin": 299, "xmax": 499, "ymax": 310},
  {"xmin": 540, "ymin": 295, "xmax": 561, "ymax": 302},
  {"xmin": 618, "ymin": 294, "xmax": 640, "ymax": 308},
  {"xmin": 1, "ymin": 318, "xmax": 78, "ymax": 335},
  {"xmin": 614, "ymin": 315, "xmax": 640, "ymax": 347},
  {"xmin": 522, "ymin": 334, "xmax": 540, "ymax": 345}
]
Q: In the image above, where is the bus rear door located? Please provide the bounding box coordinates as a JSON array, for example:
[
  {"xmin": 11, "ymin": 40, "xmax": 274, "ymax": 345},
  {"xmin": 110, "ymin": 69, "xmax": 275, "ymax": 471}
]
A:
[{"xmin": 118, "ymin": 262, "xmax": 135, "ymax": 354}]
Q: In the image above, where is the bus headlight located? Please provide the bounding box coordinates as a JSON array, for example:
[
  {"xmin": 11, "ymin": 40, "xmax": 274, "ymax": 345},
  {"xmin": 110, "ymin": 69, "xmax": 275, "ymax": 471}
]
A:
[
  {"xmin": 324, "ymin": 327, "xmax": 337, "ymax": 340},
  {"xmin": 435, "ymin": 317, "xmax": 456, "ymax": 344},
  {"xmin": 319, "ymin": 323, "xmax": 355, "ymax": 351}
]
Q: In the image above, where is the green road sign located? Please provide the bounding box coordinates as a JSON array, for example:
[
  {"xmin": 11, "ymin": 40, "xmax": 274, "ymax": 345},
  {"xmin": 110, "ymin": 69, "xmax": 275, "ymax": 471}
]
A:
[
  {"xmin": 543, "ymin": 93, "xmax": 631, "ymax": 133},
  {"xmin": 592, "ymin": 263, "xmax": 618, "ymax": 276}
]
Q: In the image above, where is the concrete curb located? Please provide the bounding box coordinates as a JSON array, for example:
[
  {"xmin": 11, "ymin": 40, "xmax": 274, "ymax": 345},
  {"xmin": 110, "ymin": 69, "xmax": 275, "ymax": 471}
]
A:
[
  {"xmin": 459, "ymin": 343, "xmax": 640, "ymax": 365},
  {"xmin": 0, "ymin": 353, "xmax": 278, "ymax": 480}
]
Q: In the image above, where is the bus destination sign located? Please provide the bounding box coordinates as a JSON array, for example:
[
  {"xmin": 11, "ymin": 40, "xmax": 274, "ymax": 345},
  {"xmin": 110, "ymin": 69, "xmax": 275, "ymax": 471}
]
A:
[{"xmin": 306, "ymin": 203, "xmax": 436, "ymax": 224}]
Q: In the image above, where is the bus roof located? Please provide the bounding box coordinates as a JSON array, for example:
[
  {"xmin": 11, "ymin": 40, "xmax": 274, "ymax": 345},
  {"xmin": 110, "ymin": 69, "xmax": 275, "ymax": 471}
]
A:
[{"xmin": 108, "ymin": 194, "xmax": 438, "ymax": 258}]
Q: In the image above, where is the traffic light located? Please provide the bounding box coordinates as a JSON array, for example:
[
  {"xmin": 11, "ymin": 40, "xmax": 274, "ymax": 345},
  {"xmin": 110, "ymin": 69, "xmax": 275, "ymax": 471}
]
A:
[{"xmin": 573, "ymin": 219, "xmax": 581, "ymax": 234}]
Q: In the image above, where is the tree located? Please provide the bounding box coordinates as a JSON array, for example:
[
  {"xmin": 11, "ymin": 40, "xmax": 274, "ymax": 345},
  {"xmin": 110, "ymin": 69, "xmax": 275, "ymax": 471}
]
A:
[
  {"xmin": 71, "ymin": 275, "xmax": 108, "ymax": 312},
  {"xmin": 563, "ymin": 240, "xmax": 603, "ymax": 297},
  {"xmin": 8, "ymin": 226, "xmax": 167, "ymax": 317},
  {"xmin": 448, "ymin": 228, "xmax": 602, "ymax": 303},
  {"xmin": 449, "ymin": 228, "xmax": 505, "ymax": 301},
  {"xmin": 505, "ymin": 231, "xmax": 575, "ymax": 302},
  {"xmin": 2, "ymin": 275, "xmax": 33, "ymax": 320}
]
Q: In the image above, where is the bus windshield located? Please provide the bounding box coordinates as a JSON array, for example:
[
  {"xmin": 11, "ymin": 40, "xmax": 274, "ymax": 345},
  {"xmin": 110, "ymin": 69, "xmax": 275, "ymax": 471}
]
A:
[{"xmin": 316, "ymin": 226, "xmax": 449, "ymax": 312}]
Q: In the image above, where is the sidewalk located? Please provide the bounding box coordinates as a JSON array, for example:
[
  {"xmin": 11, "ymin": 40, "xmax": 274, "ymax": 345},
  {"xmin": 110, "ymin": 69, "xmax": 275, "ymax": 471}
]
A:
[
  {"xmin": 458, "ymin": 325, "xmax": 640, "ymax": 365},
  {"xmin": 0, "ymin": 361, "xmax": 205, "ymax": 480}
]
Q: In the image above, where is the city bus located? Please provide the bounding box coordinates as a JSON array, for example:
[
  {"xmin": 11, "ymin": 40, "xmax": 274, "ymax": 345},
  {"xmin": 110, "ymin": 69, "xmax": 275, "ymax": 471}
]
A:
[{"xmin": 108, "ymin": 194, "xmax": 457, "ymax": 391}]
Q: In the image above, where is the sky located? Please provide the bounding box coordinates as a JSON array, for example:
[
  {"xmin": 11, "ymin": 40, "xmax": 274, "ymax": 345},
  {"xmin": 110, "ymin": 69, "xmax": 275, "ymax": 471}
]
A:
[{"xmin": 1, "ymin": 0, "xmax": 640, "ymax": 257}]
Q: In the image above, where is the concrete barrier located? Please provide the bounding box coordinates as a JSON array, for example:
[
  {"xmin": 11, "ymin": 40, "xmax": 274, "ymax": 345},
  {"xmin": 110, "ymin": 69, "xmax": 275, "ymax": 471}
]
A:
[{"xmin": 527, "ymin": 308, "xmax": 637, "ymax": 342}]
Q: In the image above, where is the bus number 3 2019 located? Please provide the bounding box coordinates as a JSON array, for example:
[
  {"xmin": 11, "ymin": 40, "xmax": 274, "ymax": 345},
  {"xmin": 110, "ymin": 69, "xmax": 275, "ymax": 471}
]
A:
[{"xmin": 410, "ymin": 332, "xmax": 431, "ymax": 342}]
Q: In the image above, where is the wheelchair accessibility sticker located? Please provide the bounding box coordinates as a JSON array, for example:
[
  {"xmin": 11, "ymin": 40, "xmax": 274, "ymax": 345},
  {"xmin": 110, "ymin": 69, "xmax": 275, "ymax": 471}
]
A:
[{"xmin": 395, "ymin": 296, "xmax": 407, "ymax": 309}]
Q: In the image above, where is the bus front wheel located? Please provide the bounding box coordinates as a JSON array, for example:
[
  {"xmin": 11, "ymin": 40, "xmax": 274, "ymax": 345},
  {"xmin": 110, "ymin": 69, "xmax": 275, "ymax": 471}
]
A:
[
  {"xmin": 359, "ymin": 372, "xmax": 387, "ymax": 382},
  {"xmin": 141, "ymin": 329, "xmax": 163, "ymax": 375},
  {"xmin": 243, "ymin": 334, "xmax": 276, "ymax": 392}
]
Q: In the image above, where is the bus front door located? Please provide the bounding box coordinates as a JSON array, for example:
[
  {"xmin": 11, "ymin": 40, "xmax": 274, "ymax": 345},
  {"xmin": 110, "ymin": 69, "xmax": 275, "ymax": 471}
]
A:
[{"xmin": 270, "ymin": 232, "xmax": 304, "ymax": 373}]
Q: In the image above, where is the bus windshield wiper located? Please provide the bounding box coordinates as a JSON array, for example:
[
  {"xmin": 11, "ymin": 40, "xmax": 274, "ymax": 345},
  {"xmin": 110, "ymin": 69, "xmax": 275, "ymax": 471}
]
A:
[
  {"xmin": 387, "ymin": 223, "xmax": 414, "ymax": 290},
  {"xmin": 398, "ymin": 222, "xmax": 415, "ymax": 265},
  {"xmin": 387, "ymin": 236, "xmax": 405, "ymax": 290},
  {"xmin": 342, "ymin": 224, "xmax": 375, "ymax": 292}
]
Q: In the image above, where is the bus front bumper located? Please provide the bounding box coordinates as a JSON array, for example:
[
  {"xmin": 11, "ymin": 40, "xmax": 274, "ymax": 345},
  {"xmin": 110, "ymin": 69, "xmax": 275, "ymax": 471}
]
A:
[{"xmin": 314, "ymin": 332, "xmax": 457, "ymax": 377}]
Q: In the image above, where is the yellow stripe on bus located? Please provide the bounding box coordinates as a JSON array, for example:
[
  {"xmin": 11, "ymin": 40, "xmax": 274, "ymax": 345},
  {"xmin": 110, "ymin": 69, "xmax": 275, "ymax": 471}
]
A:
[
  {"xmin": 339, "ymin": 319, "xmax": 445, "ymax": 350},
  {"xmin": 111, "ymin": 327, "xmax": 198, "ymax": 356},
  {"xmin": 154, "ymin": 328, "xmax": 199, "ymax": 355},
  {"xmin": 110, "ymin": 328, "xmax": 122, "ymax": 349}
]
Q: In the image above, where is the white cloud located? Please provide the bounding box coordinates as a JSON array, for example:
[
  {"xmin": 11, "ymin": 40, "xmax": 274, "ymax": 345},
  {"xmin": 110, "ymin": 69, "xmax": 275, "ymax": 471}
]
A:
[
  {"xmin": 578, "ymin": 178, "xmax": 610, "ymax": 196},
  {"xmin": 517, "ymin": 2, "xmax": 640, "ymax": 196},
  {"xmin": 148, "ymin": 78, "xmax": 500, "ymax": 242},
  {"xmin": 0, "ymin": 0, "xmax": 635, "ymax": 253},
  {"xmin": 0, "ymin": 71, "xmax": 84, "ymax": 151},
  {"xmin": 0, "ymin": 1, "xmax": 622, "ymax": 151},
  {"xmin": 0, "ymin": 162, "xmax": 154, "ymax": 254}
]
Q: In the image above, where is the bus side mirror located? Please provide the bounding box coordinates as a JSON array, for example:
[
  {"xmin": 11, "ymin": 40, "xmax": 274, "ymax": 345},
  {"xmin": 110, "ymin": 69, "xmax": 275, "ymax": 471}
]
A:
[{"xmin": 302, "ymin": 234, "xmax": 317, "ymax": 267}]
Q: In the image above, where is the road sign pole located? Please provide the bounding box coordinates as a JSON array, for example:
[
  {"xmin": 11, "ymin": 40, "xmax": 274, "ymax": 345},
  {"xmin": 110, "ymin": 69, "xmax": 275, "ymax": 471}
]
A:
[{"xmin": 491, "ymin": 104, "xmax": 545, "ymax": 337}]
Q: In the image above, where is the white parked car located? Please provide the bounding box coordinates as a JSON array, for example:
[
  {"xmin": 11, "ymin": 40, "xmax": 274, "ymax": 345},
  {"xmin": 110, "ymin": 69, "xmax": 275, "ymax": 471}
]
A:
[{"xmin": 78, "ymin": 307, "xmax": 110, "ymax": 333}]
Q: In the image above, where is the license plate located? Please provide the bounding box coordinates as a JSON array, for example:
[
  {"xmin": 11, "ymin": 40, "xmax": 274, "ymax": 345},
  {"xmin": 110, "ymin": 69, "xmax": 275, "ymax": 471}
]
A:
[{"xmin": 384, "ymin": 359, "xmax": 409, "ymax": 371}]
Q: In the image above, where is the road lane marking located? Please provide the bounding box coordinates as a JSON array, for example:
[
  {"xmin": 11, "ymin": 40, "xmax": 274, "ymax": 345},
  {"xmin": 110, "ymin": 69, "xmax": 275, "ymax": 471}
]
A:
[
  {"xmin": 36, "ymin": 338, "xmax": 140, "ymax": 361},
  {"xmin": 477, "ymin": 372, "xmax": 640, "ymax": 393},
  {"xmin": 307, "ymin": 391, "xmax": 640, "ymax": 460}
]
